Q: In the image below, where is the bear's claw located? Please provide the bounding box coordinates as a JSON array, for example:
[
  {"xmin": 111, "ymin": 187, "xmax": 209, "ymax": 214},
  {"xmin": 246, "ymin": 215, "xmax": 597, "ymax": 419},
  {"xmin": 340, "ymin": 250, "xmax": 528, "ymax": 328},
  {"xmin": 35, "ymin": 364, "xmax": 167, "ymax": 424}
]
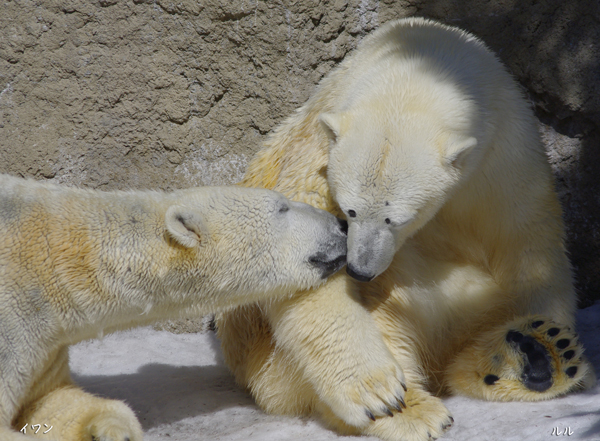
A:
[{"xmin": 393, "ymin": 394, "xmax": 406, "ymax": 411}]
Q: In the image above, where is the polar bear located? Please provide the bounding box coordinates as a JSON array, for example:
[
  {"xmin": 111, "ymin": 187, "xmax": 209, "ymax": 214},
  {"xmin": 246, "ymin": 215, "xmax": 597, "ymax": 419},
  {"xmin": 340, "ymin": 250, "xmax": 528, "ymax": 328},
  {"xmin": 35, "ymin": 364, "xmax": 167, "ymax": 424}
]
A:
[
  {"xmin": 0, "ymin": 173, "xmax": 347, "ymax": 441},
  {"xmin": 217, "ymin": 17, "xmax": 596, "ymax": 441}
]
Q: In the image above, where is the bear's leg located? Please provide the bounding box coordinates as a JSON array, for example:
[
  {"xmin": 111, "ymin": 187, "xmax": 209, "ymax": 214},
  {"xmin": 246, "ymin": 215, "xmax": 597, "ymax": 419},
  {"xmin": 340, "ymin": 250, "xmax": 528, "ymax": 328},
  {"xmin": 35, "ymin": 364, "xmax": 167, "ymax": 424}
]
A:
[
  {"xmin": 447, "ymin": 316, "xmax": 596, "ymax": 401},
  {"xmin": 220, "ymin": 309, "xmax": 453, "ymax": 441},
  {"xmin": 265, "ymin": 272, "xmax": 410, "ymax": 427},
  {"xmin": 347, "ymin": 301, "xmax": 454, "ymax": 441},
  {"xmin": 219, "ymin": 272, "xmax": 407, "ymax": 428},
  {"xmin": 15, "ymin": 346, "xmax": 142, "ymax": 441},
  {"xmin": 218, "ymin": 304, "xmax": 319, "ymax": 417},
  {"xmin": 218, "ymin": 276, "xmax": 454, "ymax": 441},
  {"xmin": 0, "ymin": 321, "xmax": 56, "ymax": 440}
]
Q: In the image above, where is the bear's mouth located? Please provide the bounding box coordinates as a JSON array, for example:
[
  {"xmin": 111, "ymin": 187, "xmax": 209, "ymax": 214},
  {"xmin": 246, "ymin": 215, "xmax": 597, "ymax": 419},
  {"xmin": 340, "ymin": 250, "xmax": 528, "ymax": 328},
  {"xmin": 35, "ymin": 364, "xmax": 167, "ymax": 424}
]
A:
[
  {"xmin": 346, "ymin": 265, "xmax": 375, "ymax": 282},
  {"xmin": 309, "ymin": 253, "xmax": 347, "ymax": 278}
]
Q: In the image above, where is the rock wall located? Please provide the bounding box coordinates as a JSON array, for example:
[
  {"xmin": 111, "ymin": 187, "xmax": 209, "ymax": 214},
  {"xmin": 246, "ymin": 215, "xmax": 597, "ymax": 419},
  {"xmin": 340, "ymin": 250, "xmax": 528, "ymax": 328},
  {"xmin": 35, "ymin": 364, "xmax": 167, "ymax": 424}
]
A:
[{"xmin": 1, "ymin": 0, "xmax": 599, "ymax": 306}]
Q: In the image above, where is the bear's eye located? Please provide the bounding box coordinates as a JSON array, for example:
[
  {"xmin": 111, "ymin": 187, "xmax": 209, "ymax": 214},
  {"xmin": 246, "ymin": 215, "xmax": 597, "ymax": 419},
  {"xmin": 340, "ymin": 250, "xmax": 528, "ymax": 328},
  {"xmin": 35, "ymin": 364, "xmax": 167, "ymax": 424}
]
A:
[
  {"xmin": 385, "ymin": 218, "xmax": 391, "ymax": 224},
  {"xmin": 279, "ymin": 204, "xmax": 290, "ymax": 213},
  {"xmin": 347, "ymin": 209, "xmax": 356, "ymax": 218}
]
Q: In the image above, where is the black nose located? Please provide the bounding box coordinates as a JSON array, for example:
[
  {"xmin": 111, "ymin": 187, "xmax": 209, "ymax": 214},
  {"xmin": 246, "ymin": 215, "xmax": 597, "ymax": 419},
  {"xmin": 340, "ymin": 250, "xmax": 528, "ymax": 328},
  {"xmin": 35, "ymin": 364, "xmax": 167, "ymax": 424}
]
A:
[
  {"xmin": 337, "ymin": 218, "xmax": 348, "ymax": 235},
  {"xmin": 346, "ymin": 264, "xmax": 374, "ymax": 282}
]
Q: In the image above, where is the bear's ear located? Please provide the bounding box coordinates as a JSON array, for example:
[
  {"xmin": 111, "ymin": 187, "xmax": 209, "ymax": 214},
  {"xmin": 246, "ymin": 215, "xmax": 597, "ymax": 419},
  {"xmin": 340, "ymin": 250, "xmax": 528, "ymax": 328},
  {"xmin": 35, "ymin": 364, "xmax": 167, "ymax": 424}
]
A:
[
  {"xmin": 319, "ymin": 112, "xmax": 344, "ymax": 144},
  {"xmin": 445, "ymin": 136, "xmax": 478, "ymax": 168},
  {"xmin": 165, "ymin": 205, "xmax": 208, "ymax": 248}
]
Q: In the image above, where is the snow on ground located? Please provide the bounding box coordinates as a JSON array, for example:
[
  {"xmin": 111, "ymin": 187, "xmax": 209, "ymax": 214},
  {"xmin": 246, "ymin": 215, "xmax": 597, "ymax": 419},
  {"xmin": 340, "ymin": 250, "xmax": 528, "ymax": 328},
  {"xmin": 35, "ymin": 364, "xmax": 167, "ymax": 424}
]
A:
[{"xmin": 70, "ymin": 302, "xmax": 600, "ymax": 441}]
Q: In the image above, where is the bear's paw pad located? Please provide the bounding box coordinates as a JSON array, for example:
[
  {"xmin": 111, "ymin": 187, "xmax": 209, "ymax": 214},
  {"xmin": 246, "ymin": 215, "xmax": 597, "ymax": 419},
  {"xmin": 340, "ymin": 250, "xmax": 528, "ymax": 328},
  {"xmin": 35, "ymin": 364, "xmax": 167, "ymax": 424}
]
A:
[{"xmin": 485, "ymin": 316, "xmax": 589, "ymax": 398}]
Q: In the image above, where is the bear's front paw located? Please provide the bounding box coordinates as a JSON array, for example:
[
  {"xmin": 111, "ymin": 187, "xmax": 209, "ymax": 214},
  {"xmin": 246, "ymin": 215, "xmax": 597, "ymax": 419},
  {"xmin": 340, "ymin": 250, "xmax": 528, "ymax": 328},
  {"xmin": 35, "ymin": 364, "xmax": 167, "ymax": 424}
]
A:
[
  {"xmin": 319, "ymin": 358, "xmax": 407, "ymax": 428},
  {"xmin": 322, "ymin": 387, "xmax": 453, "ymax": 441},
  {"xmin": 15, "ymin": 386, "xmax": 144, "ymax": 441},
  {"xmin": 364, "ymin": 388, "xmax": 453, "ymax": 441},
  {"xmin": 81, "ymin": 400, "xmax": 143, "ymax": 441},
  {"xmin": 448, "ymin": 315, "xmax": 595, "ymax": 401}
]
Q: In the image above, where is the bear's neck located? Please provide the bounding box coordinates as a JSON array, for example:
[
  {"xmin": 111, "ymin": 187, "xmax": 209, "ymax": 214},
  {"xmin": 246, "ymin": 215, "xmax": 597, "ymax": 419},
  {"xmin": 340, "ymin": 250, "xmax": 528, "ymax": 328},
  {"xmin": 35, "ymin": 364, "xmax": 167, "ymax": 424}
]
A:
[
  {"xmin": 51, "ymin": 193, "xmax": 208, "ymax": 341},
  {"xmin": 416, "ymin": 137, "xmax": 570, "ymax": 295}
]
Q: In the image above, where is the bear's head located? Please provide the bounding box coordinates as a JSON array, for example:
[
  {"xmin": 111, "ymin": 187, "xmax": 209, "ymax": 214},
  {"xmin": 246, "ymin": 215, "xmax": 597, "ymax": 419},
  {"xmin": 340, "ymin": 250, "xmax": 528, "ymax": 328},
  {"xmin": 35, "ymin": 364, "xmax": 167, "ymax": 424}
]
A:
[
  {"xmin": 165, "ymin": 187, "xmax": 348, "ymax": 304},
  {"xmin": 320, "ymin": 85, "xmax": 480, "ymax": 282}
]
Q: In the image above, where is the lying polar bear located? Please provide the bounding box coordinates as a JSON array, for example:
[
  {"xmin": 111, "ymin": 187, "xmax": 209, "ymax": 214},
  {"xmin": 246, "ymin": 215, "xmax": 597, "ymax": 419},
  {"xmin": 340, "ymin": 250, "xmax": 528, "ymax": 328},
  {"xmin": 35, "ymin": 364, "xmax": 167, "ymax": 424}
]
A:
[{"xmin": 0, "ymin": 173, "xmax": 347, "ymax": 441}]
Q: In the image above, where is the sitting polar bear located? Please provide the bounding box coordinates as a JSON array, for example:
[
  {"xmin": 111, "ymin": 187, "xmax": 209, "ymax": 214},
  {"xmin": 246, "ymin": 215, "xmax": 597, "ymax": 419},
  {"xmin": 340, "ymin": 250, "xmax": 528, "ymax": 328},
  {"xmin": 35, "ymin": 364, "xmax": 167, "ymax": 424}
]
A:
[
  {"xmin": 217, "ymin": 17, "xmax": 596, "ymax": 441},
  {"xmin": 0, "ymin": 173, "xmax": 347, "ymax": 441}
]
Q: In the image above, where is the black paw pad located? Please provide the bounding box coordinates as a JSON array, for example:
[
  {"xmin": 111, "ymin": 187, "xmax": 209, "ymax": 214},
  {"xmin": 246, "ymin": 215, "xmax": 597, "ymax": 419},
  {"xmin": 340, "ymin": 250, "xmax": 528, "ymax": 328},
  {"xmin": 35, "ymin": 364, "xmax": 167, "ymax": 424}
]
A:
[
  {"xmin": 506, "ymin": 330, "xmax": 524, "ymax": 343},
  {"xmin": 563, "ymin": 350, "xmax": 575, "ymax": 360},
  {"xmin": 547, "ymin": 327, "xmax": 560, "ymax": 337},
  {"xmin": 531, "ymin": 320, "xmax": 544, "ymax": 328},
  {"xmin": 484, "ymin": 374, "xmax": 499, "ymax": 385},
  {"xmin": 556, "ymin": 339, "xmax": 570, "ymax": 349},
  {"xmin": 566, "ymin": 366, "xmax": 578, "ymax": 378},
  {"xmin": 512, "ymin": 335, "xmax": 553, "ymax": 392}
]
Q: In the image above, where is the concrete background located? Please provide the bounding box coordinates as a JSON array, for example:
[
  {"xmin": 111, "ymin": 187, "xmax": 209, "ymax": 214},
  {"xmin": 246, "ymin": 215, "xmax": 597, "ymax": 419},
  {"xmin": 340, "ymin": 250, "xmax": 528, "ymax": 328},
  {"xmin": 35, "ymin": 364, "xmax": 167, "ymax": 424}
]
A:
[{"xmin": 1, "ymin": 0, "xmax": 599, "ymax": 306}]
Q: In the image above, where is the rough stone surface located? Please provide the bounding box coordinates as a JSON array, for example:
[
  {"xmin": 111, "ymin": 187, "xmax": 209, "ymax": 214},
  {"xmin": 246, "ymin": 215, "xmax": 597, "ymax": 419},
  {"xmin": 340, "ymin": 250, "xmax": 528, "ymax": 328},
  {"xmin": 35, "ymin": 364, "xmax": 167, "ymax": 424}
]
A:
[{"xmin": 1, "ymin": 0, "xmax": 599, "ymax": 307}]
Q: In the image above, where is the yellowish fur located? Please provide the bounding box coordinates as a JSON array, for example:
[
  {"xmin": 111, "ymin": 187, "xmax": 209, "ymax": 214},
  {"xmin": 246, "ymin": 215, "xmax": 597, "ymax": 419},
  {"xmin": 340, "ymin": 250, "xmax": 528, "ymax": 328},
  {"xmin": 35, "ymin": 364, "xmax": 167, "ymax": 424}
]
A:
[
  {"xmin": 0, "ymin": 174, "xmax": 347, "ymax": 440},
  {"xmin": 218, "ymin": 17, "xmax": 596, "ymax": 441}
]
